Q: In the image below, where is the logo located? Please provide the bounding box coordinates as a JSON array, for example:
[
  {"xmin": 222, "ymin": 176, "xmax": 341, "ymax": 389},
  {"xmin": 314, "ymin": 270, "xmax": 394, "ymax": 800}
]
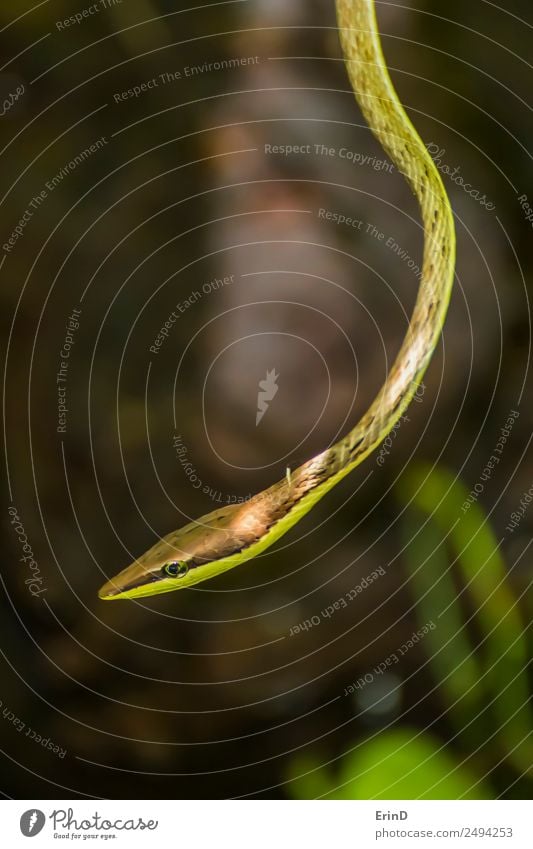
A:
[
  {"xmin": 20, "ymin": 810, "xmax": 46, "ymax": 837},
  {"xmin": 256, "ymin": 368, "xmax": 279, "ymax": 425}
]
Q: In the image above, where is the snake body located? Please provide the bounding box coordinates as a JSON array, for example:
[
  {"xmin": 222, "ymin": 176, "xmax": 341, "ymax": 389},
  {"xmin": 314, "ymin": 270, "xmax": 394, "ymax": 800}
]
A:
[{"xmin": 99, "ymin": 0, "xmax": 455, "ymax": 600}]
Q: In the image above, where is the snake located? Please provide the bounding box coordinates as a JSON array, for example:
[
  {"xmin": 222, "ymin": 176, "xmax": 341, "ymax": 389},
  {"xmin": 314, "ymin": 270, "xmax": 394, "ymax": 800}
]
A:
[{"xmin": 98, "ymin": 0, "xmax": 455, "ymax": 601}]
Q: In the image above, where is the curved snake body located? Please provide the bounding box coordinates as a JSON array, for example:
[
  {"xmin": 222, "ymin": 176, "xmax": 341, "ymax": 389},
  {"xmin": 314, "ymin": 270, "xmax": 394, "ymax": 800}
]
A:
[{"xmin": 99, "ymin": 0, "xmax": 455, "ymax": 601}]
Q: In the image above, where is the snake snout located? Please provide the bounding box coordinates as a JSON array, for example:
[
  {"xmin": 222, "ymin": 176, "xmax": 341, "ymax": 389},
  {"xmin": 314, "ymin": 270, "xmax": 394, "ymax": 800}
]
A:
[
  {"xmin": 98, "ymin": 559, "xmax": 160, "ymax": 600},
  {"xmin": 98, "ymin": 578, "xmax": 121, "ymax": 600}
]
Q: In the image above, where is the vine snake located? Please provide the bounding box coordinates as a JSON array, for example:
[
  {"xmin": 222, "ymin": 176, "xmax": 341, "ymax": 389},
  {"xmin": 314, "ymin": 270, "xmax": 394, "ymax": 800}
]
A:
[{"xmin": 99, "ymin": 0, "xmax": 455, "ymax": 601}]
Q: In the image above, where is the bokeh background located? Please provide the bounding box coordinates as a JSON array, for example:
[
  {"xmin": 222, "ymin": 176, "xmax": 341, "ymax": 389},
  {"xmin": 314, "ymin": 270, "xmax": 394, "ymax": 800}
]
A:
[{"xmin": 0, "ymin": 0, "xmax": 531, "ymax": 799}]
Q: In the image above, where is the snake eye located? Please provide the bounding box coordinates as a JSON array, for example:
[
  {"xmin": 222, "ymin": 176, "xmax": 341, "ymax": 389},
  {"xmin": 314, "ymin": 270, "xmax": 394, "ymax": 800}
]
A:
[{"xmin": 162, "ymin": 561, "xmax": 189, "ymax": 578}]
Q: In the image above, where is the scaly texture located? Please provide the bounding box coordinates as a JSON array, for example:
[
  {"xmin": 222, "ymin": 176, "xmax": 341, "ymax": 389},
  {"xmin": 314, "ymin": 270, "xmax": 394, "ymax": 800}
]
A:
[{"xmin": 99, "ymin": 0, "xmax": 456, "ymax": 600}]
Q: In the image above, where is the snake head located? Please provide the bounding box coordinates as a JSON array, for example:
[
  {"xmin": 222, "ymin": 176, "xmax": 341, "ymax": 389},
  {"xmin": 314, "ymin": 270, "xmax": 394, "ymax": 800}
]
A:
[{"xmin": 97, "ymin": 499, "xmax": 269, "ymax": 601}]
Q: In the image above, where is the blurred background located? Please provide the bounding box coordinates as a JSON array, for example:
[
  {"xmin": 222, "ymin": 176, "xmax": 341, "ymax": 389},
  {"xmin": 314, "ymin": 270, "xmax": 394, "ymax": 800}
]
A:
[{"xmin": 0, "ymin": 0, "xmax": 531, "ymax": 799}]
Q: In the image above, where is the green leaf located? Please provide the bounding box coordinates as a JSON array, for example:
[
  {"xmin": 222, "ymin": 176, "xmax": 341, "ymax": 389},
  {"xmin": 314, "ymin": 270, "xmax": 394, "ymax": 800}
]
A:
[
  {"xmin": 398, "ymin": 464, "xmax": 532, "ymax": 776},
  {"xmin": 285, "ymin": 754, "xmax": 333, "ymax": 800},
  {"xmin": 402, "ymin": 511, "xmax": 484, "ymax": 732},
  {"xmin": 337, "ymin": 729, "xmax": 490, "ymax": 799}
]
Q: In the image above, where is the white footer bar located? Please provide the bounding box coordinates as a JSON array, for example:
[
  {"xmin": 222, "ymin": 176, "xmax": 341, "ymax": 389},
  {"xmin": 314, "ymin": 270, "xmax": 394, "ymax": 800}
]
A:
[{"xmin": 2, "ymin": 800, "xmax": 530, "ymax": 848}]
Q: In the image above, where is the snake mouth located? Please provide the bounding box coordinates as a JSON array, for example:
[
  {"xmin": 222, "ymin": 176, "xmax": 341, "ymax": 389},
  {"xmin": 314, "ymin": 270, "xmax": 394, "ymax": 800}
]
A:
[
  {"xmin": 98, "ymin": 583, "xmax": 122, "ymax": 601},
  {"xmin": 98, "ymin": 579, "xmax": 127, "ymax": 600},
  {"xmin": 98, "ymin": 566, "xmax": 161, "ymax": 600}
]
